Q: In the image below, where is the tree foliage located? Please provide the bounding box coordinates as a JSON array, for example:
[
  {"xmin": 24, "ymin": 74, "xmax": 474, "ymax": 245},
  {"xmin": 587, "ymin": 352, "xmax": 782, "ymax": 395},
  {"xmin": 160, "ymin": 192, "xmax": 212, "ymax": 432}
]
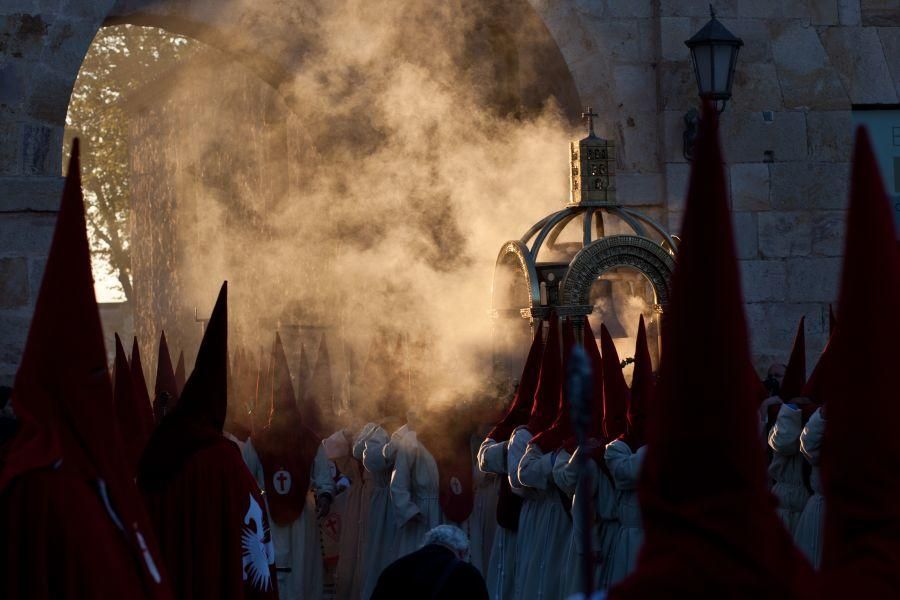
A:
[{"xmin": 65, "ymin": 25, "xmax": 197, "ymax": 302}]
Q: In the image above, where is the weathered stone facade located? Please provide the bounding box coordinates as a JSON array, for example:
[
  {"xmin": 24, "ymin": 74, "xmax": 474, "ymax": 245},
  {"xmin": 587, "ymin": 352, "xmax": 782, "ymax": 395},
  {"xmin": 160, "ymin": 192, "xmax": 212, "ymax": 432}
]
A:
[{"xmin": 1, "ymin": 0, "xmax": 899, "ymax": 384}]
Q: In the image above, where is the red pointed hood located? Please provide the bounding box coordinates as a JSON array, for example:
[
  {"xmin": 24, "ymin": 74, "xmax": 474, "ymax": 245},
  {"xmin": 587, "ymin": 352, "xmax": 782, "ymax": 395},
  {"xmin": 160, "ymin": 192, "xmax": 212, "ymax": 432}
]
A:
[
  {"xmin": 800, "ymin": 333, "xmax": 835, "ymax": 405},
  {"xmin": 0, "ymin": 139, "xmax": 119, "ymax": 487},
  {"xmin": 620, "ymin": 315, "xmax": 651, "ymax": 451},
  {"xmin": 153, "ymin": 332, "xmax": 178, "ymax": 423},
  {"xmin": 304, "ymin": 337, "xmax": 335, "ymax": 435},
  {"xmin": 828, "ymin": 305, "xmax": 837, "ymax": 336},
  {"xmin": 114, "ymin": 333, "xmax": 151, "ymax": 473},
  {"xmin": 270, "ymin": 333, "xmax": 300, "ymax": 422},
  {"xmin": 0, "ymin": 140, "xmax": 168, "ymax": 593},
  {"xmin": 253, "ymin": 345, "xmax": 272, "ymax": 435},
  {"xmin": 224, "ymin": 347, "xmax": 252, "ymax": 441},
  {"xmin": 584, "ymin": 316, "xmax": 605, "ymax": 440},
  {"xmin": 254, "ymin": 332, "xmax": 321, "ymax": 526},
  {"xmin": 130, "ymin": 337, "xmax": 154, "ymax": 435},
  {"xmin": 138, "ymin": 283, "xmax": 229, "ymax": 487},
  {"xmin": 779, "ymin": 317, "xmax": 806, "ymax": 401},
  {"xmin": 600, "ymin": 323, "xmax": 630, "ymax": 441},
  {"xmin": 488, "ymin": 321, "xmax": 544, "ymax": 441},
  {"xmin": 296, "ymin": 343, "xmax": 325, "ymax": 435},
  {"xmin": 609, "ymin": 105, "xmax": 813, "ymax": 598},
  {"xmin": 174, "ymin": 351, "xmax": 186, "ymax": 397},
  {"xmin": 531, "ymin": 318, "xmax": 575, "ymax": 452},
  {"xmin": 819, "ymin": 128, "xmax": 900, "ymax": 595},
  {"xmin": 526, "ymin": 314, "xmax": 562, "ymax": 434}
]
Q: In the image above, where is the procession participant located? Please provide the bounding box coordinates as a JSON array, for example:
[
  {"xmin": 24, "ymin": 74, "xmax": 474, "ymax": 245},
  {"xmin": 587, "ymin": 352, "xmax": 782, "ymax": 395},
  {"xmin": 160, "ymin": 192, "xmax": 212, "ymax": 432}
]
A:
[
  {"xmin": 508, "ymin": 314, "xmax": 565, "ymax": 599},
  {"xmin": 0, "ymin": 140, "xmax": 170, "ymax": 599},
  {"xmin": 175, "ymin": 351, "xmax": 186, "ymax": 397},
  {"xmin": 324, "ymin": 422, "xmax": 371, "ymax": 600},
  {"xmin": 603, "ymin": 318, "xmax": 649, "ymax": 587},
  {"xmin": 607, "ymin": 103, "xmax": 814, "ymax": 598},
  {"xmin": 242, "ymin": 333, "xmax": 334, "ymax": 600},
  {"xmin": 153, "ymin": 331, "xmax": 179, "ymax": 424},
  {"xmin": 519, "ymin": 319, "xmax": 575, "ymax": 598},
  {"xmin": 358, "ymin": 413, "xmax": 405, "ymax": 600},
  {"xmin": 478, "ymin": 320, "xmax": 544, "ymax": 600},
  {"xmin": 795, "ymin": 402, "xmax": 826, "ymax": 569},
  {"xmin": 132, "ymin": 337, "xmax": 154, "ymax": 430},
  {"xmin": 553, "ymin": 315, "xmax": 620, "ymax": 595},
  {"xmin": 388, "ymin": 404, "xmax": 451, "ymax": 560},
  {"xmin": 371, "ymin": 525, "xmax": 488, "ymax": 600},
  {"xmin": 305, "ymin": 338, "xmax": 337, "ymax": 437},
  {"xmin": 139, "ymin": 283, "xmax": 278, "ymax": 600},
  {"xmin": 819, "ymin": 129, "xmax": 900, "ymax": 596},
  {"xmin": 767, "ymin": 318, "xmax": 811, "ymax": 535},
  {"xmin": 468, "ymin": 418, "xmax": 500, "ymax": 577},
  {"xmin": 114, "ymin": 333, "xmax": 153, "ymax": 475}
]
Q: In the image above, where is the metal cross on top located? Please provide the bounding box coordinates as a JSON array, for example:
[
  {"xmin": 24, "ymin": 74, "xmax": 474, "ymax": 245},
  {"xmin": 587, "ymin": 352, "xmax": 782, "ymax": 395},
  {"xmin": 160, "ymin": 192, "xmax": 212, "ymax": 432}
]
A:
[{"xmin": 581, "ymin": 106, "xmax": 598, "ymax": 136}]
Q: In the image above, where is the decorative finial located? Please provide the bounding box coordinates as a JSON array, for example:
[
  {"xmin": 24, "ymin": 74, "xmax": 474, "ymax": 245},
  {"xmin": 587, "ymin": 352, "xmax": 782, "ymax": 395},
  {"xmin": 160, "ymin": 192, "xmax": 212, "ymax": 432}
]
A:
[
  {"xmin": 581, "ymin": 106, "xmax": 598, "ymax": 137},
  {"xmin": 709, "ymin": 3, "xmax": 716, "ymax": 18}
]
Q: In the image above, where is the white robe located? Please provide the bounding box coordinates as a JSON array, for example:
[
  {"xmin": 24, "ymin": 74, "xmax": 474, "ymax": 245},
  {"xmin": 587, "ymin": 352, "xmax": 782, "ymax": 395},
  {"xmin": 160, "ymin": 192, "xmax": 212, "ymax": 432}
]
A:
[
  {"xmin": 469, "ymin": 433, "xmax": 500, "ymax": 576},
  {"xmin": 242, "ymin": 440, "xmax": 335, "ymax": 600},
  {"xmin": 604, "ymin": 440, "xmax": 645, "ymax": 587},
  {"xmin": 516, "ymin": 442, "xmax": 573, "ymax": 600},
  {"xmin": 478, "ymin": 436, "xmax": 517, "ymax": 600},
  {"xmin": 554, "ymin": 447, "xmax": 614, "ymax": 595},
  {"xmin": 388, "ymin": 425, "xmax": 442, "ymax": 559},
  {"xmin": 768, "ymin": 404, "xmax": 810, "ymax": 535},
  {"xmin": 795, "ymin": 407, "xmax": 826, "ymax": 569},
  {"xmin": 358, "ymin": 424, "xmax": 399, "ymax": 600},
  {"xmin": 326, "ymin": 429, "xmax": 372, "ymax": 600}
]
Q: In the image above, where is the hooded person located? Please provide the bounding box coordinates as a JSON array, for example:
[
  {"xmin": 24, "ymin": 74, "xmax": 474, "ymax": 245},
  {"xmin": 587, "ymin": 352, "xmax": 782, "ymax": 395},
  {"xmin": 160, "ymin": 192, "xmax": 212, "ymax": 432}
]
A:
[
  {"xmin": 478, "ymin": 320, "xmax": 544, "ymax": 600},
  {"xmin": 138, "ymin": 283, "xmax": 278, "ymax": 600},
  {"xmin": 0, "ymin": 140, "xmax": 170, "ymax": 599},
  {"xmin": 131, "ymin": 337, "xmax": 155, "ymax": 435},
  {"xmin": 603, "ymin": 316, "xmax": 653, "ymax": 587},
  {"xmin": 511, "ymin": 314, "xmax": 570, "ymax": 600},
  {"xmin": 517, "ymin": 318, "xmax": 582, "ymax": 600},
  {"xmin": 387, "ymin": 401, "xmax": 462, "ymax": 561},
  {"xmin": 242, "ymin": 333, "xmax": 335, "ymax": 600},
  {"xmin": 114, "ymin": 333, "xmax": 154, "ymax": 476},
  {"xmin": 553, "ymin": 315, "xmax": 625, "ymax": 595},
  {"xmin": 225, "ymin": 348, "xmax": 253, "ymax": 443},
  {"xmin": 324, "ymin": 418, "xmax": 372, "ymax": 600},
  {"xmin": 153, "ymin": 332, "xmax": 179, "ymax": 424},
  {"xmin": 818, "ymin": 128, "xmax": 900, "ymax": 597},
  {"xmin": 175, "ymin": 351, "xmax": 186, "ymax": 398},
  {"xmin": 607, "ymin": 103, "xmax": 815, "ymax": 599},
  {"xmin": 792, "ymin": 332, "xmax": 833, "ymax": 570},
  {"xmin": 296, "ymin": 343, "xmax": 326, "ymax": 437},
  {"xmin": 353, "ymin": 331, "xmax": 410, "ymax": 599},
  {"xmin": 305, "ymin": 337, "xmax": 336, "ymax": 437},
  {"xmin": 767, "ymin": 317, "xmax": 812, "ymax": 535}
]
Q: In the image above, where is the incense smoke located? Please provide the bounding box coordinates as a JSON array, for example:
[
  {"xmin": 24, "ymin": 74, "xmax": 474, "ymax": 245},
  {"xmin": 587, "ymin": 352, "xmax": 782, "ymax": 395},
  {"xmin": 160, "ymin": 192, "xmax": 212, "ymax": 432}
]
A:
[{"xmin": 125, "ymin": 0, "xmax": 586, "ymax": 419}]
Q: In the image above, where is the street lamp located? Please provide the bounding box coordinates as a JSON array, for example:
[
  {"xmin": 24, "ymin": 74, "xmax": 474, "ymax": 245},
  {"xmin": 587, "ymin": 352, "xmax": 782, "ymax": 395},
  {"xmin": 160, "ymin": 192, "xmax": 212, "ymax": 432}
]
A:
[{"xmin": 682, "ymin": 5, "xmax": 743, "ymax": 159}]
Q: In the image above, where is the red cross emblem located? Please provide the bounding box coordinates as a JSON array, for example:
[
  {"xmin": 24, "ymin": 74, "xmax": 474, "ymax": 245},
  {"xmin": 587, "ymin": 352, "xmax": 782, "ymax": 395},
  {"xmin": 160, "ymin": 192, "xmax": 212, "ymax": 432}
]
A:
[{"xmin": 273, "ymin": 469, "xmax": 292, "ymax": 495}]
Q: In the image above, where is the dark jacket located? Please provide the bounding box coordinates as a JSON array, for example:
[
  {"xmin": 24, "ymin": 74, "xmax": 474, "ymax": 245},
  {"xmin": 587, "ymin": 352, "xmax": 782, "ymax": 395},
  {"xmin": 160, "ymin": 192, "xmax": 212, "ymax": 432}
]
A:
[{"xmin": 371, "ymin": 543, "xmax": 488, "ymax": 600}]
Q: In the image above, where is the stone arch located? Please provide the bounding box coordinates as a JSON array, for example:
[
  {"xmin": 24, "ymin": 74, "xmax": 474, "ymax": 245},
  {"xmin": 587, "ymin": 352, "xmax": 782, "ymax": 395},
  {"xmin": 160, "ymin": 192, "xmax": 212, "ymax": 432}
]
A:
[{"xmin": 560, "ymin": 235, "xmax": 676, "ymax": 309}]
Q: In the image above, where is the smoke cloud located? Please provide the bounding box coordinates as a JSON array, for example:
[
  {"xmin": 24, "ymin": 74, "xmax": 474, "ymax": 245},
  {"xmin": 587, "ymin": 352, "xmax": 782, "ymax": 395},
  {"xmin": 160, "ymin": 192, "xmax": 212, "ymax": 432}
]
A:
[{"xmin": 128, "ymin": 0, "xmax": 582, "ymax": 420}]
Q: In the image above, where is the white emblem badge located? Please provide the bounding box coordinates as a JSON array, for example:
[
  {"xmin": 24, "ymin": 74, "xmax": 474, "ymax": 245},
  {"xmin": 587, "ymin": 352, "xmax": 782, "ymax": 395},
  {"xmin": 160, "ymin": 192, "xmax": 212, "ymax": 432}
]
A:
[
  {"xmin": 273, "ymin": 469, "xmax": 292, "ymax": 495},
  {"xmin": 242, "ymin": 493, "xmax": 274, "ymax": 591},
  {"xmin": 450, "ymin": 476, "xmax": 463, "ymax": 495}
]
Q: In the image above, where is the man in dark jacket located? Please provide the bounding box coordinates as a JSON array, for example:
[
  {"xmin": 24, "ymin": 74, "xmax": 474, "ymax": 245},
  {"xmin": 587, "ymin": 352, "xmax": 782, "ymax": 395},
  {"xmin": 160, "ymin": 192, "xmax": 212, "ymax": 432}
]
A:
[{"xmin": 371, "ymin": 525, "xmax": 488, "ymax": 600}]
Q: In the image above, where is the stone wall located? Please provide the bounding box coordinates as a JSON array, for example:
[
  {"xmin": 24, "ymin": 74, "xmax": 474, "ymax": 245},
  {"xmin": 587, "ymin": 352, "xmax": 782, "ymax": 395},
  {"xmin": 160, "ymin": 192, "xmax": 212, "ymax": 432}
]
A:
[
  {"xmin": 1, "ymin": 0, "xmax": 898, "ymax": 383},
  {"xmin": 531, "ymin": 0, "xmax": 899, "ymax": 372}
]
